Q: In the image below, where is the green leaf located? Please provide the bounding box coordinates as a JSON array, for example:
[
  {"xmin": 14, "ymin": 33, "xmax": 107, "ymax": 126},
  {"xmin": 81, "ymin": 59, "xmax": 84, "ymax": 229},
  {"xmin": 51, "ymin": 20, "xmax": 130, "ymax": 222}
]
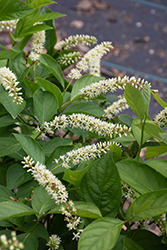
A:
[
  {"xmin": 14, "ymin": 134, "xmax": 45, "ymax": 164},
  {"xmin": 78, "ymin": 218, "xmax": 124, "ymax": 250},
  {"xmin": 145, "ymin": 142, "xmax": 167, "ymax": 159},
  {"xmin": 42, "ymin": 137, "xmax": 72, "ymax": 156},
  {"xmin": 132, "ymin": 118, "xmax": 151, "ymax": 144},
  {"xmin": 116, "ymin": 159, "xmax": 167, "ymax": 195},
  {"xmin": 80, "ymin": 151, "xmax": 122, "ymax": 217},
  {"xmin": 73, "ymin": 201, "xmax": 102, "ymax": 219},
  {"xmin": 112, "ymin": 236, "xmax": 144, "ymax": 250},
  {"xmin": 0, "ymin": 86, "xmax": 26, "ymax": 119},
  {"xmin": 29, "ymin": 0, "xmax": 55, "ymax": 8},
  {"xmin": 141, "ymin": 83, "xmax": 151, "ymax": 113},
  {"xmin": 109, "ymin": 144, "xmax": 122, "ymax": 162},
  {"xmin": 0, "ymin": 115, "xmax": 18, "ymax": 128},
  {"xmin": 42, "ymin": 6, "xmax": 57, "ymax": 55},
  {"xmin": 63, "ymin": 102, "xmax": 105, "ymax": 117},
  {"xmin": 125, "ymin": 189, "xmax": 167, "ymax": 221},
  {"xmin": 31, "ymin": 186, "xmax": 56, "ymax": 215},
  {"xmin": 33, "ymin": 88, "xmax": 58, "ymax": 126},
  {"xmin": 112, "ymin": 135, "xmax": 135, "ymax": 147},
  {"xmin": 39, "ymin": 54, "xmax": 64, "ymax": 87},
  {"xmin": 125, "ymin": 229, "xmax": 167, "ymax": 250},
  {"xmin": 46, "ymin": 145, "xmax": 78, "ymax": 174},
  {"xmin": 0, "ymin": 50, "xmax": 18, "ymax": 60},
  {"xmin": 118, "ymin": 114, "xmax": 133, "ymax": 127},
  {"xmin": 35, "ymin": 77, "xmax": 63, "ymax": 108},
  {"xmin": 24, "ymin": 222, "xmax": 49, "ymax": 241},
  {"xmin": 0, "ymin": 201, "xmax": 35, "ymax": 220},
  {"xmin": 146, "ymin": 159, "xmax": 167, "ymax": 178},
  {"xmin": 18, "ymin": 24, "xmax": 53, "ymax": 38},
  {"xmin": 0, "ymin": 185, "xmax": 15, "ymax": 202},
  {"xmin": 9, "ymin": 51, "xmax": 26, "ymax": 80},
  {"xmin": 16, "ymin": 179, "xmax": 38, "ymax": 198},
  {"xmin": 71, "ymin": 74, "xmax": 105, "ymax": 100},
  {"xmin": 7, "ymin": 163, "xmax": 32, "ymax": 189},
  {"xmin": 49, "ymin": 201, "xmax": 102, "ymax": 219},
  {"xmin": 26, "ymin": 12, "xmax": 66, "ymax": 25},
  {"xmin": 12, "ymin": 35, "xmax": 32, "ymax": 52},
  {"xmin": 151, "ymin": 91, "xmax": 167, "ymax": 109},
  {"xmin": 124, "ymin": 84, "xmax": 146, "ymax": 121},
  {"xmin": 0, "ymin": 136, "xmax": 21, "ymax": 157},
  {"xmin": 0, "ymin": 167, "xmax": 7, "ymax": 186},
  {"xmin": 63, "ymin": 168, "xmax": 88, "ymax": 187},
  {"xmin": 0, "ymin": 0, "xmax": 33, "ymax": 21},
  {"xmin": 17, "ymin": 233, "xmax": 38, "ymax": 250},
  {"xmin": 143, "ymin": 121, "xmax": 167, "ymax": 143},
  {"xmin": 23, "ymin": 78, "xmax": 40, "ymax": 94},
  {"xmin": 34, "ymin": 63, "xmax": 51, "ymax": 79},
  {"xmin": 0, "ymin": 59, "xmax": 7, "ymax": 67}
]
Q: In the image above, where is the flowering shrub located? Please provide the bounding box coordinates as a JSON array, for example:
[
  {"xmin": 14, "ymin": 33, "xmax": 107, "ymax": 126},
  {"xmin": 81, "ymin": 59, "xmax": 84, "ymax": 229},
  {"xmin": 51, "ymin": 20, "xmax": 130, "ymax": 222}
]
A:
[{"xmin": 1, "ymin": 1, "xmax": 167, "ymax": 250}]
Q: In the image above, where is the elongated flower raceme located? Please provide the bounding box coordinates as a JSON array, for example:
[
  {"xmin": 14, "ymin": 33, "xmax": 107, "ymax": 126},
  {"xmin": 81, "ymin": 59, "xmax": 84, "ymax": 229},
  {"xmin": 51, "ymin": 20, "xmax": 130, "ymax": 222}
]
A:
[
  {"xmin": 54, "ymin": 141, "xmax": 121, "ymax": 169},
  {"xmin": 22, "ymin": 157, "xmax": 82, "ymax": 240},
  {"xmin": 57, "ymin": 34, "xmax": 97, "ymax": 50},
  {"xmin": 80, "ymin": 76, "xmax": 151, "ymax": 99},
  {"xmin": 154, "ymin": 107, "xmax": 167, "ymax": 127},
  {"xmin": 22, "ymin": 156, "xmax": 68, "ymax": 204},
  {"xmin": 0, "ymin": 67, "xmax": 23, "ymax": 104},
  {"xmin": 40, "ymin": 113, "xmax": 131, "ymax": 138},
  {"xmin": 68, "ymin": 41, "xmax": 113, "ymax": 79},
  {"xmin": 57, "ymin": 51, "xmax": 81, "ymax": 66},
  {"xmin": 0, "ymin": 20, "xmax": 18, "ymax": 32},
  {"xmin": 103, "ymin": 96, "xmax": 129, "ymax": 119},
  {"xmin": 29, "ymin": 23, "xmax": 45, "ymax": 61}
]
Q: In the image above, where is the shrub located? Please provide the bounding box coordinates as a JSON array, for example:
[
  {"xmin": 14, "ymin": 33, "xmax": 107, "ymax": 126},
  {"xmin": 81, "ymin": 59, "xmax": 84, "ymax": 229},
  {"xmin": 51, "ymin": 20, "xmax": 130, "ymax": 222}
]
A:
[{"xmin": 0, "ymin": 1, "xmax": 167, "ymax": 249}]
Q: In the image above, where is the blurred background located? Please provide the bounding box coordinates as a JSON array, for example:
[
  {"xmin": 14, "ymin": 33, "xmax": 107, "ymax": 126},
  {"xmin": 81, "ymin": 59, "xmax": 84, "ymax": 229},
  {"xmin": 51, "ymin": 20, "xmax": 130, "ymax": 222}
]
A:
[{"xmin": 52, "ymin": 0, "xmax": 167, "ymax": 118}]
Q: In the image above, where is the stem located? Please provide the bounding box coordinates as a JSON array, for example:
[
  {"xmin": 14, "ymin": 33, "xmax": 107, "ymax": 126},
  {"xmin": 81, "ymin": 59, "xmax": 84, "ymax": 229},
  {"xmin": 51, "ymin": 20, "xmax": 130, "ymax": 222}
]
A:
[
  {"xmin": 18, "ymin": 114, "xmax": 29, "ymax": 125},
  {"xmin": 33, "ymin": 62, "xmax": 37, "ymax": 82},
  {"xmin": 51, "ymin": 164, "xmax": 62, "ymax": 172},
  {"xmin": 63, "ymin": 80, "xmax": 73, "ymax": 96},
  {"xmin": 60, "ymin": 95, "xmax": 82, "ymax": 112},
  {"xmin": 137, "ymin": 115, "xmax": 147, "ymax": 161}
]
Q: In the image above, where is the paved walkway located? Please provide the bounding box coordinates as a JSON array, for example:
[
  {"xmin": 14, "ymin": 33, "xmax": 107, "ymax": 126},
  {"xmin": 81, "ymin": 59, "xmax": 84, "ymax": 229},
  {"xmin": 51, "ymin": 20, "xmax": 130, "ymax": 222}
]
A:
[{"xmin": 52, "ymin": 0, "xmax": 167, "ymax": 118}]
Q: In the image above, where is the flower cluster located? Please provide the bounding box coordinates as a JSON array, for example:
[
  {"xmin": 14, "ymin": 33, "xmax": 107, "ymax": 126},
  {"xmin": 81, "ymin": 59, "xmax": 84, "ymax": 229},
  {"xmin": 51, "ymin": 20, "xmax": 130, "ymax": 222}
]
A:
[
  {"xmin": 137, "ymin": 218, "xmax": 154, "ymax": 229},
  {"xmin": 68, "ymin": 42, "xmax": 113, "ymax": 79},
  {"xmin": 80, "ymin": 76, "xmax": 151, "ymax": 99},
  {"xmin": 57, "ymin": 34, "xmax": 97, "ymax": 50},
  {"xmin": 46, "ymin": 235, "xmax": 61, "ymax": 250},
  {"xmin": 60, "ymin": 200, "xmax": 82, "ymax": 240},
  {"xmin": 40, "ymin": 113, "xmax": 131, "ymax": 138},
  {"xmin": 137, "ymin": 214, "xmax": 166, "ymax": 233},
  {"xmin": 22, "ymin": 156, "xmax": 68, "ymax": 204},
  {"xmin": 22, "ymin": 157, "xmax": 82, "ymax": 241},
  {"xmin": 57, "ymin": 51, "xmax": 81, "ymax": 66},
  {"xmin": 153, "ymin": 107, "xmax": 167, "ymax": 127},
  {"xmin": 29, "ymin": 23, "xmax": 45, "ymax": 61},
  {"xmin": 0, "ymin": 67, "xmax": 23, "ymax": 104},
  {"xmin": 54, "ymin": 141, "xmax": 121, "ymax": 169},
  {"xmin": 121, "ymin": 181, "xmax": 136, "ymax": 202},
  {"xmin": 0, "ymin": 231, "xmax": 24, "ymax": 250},
  {"xmin": 103, "ymin": 96, "xmax": 129, "ymax": 119},
  {"xmin": 156, "ymin": 214, "xmax": 166, "ymax": 234},
  {"xmin": 0, "ymin": 20, "xmax": 18, "ymax": 32}
]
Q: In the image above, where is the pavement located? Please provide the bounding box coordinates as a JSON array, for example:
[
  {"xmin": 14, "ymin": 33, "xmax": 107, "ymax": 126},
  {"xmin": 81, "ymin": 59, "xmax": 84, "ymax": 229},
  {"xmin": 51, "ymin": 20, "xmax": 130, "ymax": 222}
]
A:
[{"xmin": 52, "ymin": 0, "xmax": 167, "ymax": 118}]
